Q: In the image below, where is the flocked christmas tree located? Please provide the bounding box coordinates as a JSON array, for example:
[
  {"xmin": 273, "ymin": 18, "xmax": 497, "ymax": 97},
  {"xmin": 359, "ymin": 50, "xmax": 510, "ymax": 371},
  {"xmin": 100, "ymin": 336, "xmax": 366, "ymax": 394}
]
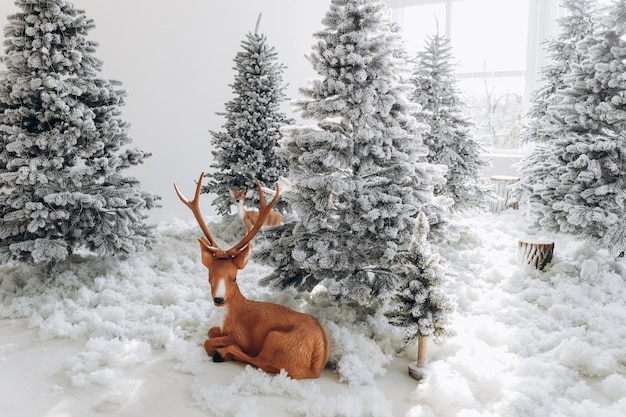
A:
[
  {"xmin": 0, "ymin": 0, "xmax": 158, "ymax": 265},
  {"xmin": 520, "ymin": 0, "xmax": 598, "ymax": 145},
  {"xmin": 205, "ymin": 15, "xmax": 291, "ymax": 215},
  {"xmin": 385, "ymin": 211, "xmax": 453, "ymax": 369},
  {"xmin": 410, "ymin": 32, "xmax": 490, "ymax": 211},
  {"xmin": 519, "ymin": 0, "xmax": 626, "ymax": 256},
  {"xmin": 258, "ymin": 0, "xmax": 449, "ymax": 311},
  {"xmin": 515, "ymin": 0, "xmax": 598, "ymax": 208}
]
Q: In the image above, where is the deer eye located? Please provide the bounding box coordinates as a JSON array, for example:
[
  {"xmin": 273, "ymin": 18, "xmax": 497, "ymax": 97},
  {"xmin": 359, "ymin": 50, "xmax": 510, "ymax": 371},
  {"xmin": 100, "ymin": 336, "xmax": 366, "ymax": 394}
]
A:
[{"xmin": 231, "ymin": 277, "xmax": 237, "ymax": 283}]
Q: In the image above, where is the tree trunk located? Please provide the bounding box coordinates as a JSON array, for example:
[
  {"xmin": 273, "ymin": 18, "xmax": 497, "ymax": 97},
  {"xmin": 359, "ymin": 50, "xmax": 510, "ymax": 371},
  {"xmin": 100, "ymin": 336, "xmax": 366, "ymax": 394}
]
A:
[
  {"xmin": 408, "ymin": 336, "xmax": 428, "ymax": 381},
  {"xmin": 518, "ymin": 240, "xmax": 554, "ymax": 270},
  {"xmin": 489, "ymin": 175, "xmax": 520, "ymax": 212}
]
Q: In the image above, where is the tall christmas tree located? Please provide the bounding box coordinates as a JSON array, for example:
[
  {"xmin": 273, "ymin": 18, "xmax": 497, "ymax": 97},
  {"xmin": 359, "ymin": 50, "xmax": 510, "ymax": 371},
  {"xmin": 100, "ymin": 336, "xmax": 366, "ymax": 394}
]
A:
[
  {"xmin": 205, "ymin": 15, "xmax": 291, "ymax": 215},
  {"xmin": 520, "ymin": 0, "xmax": 626, "ymax": 256},
  {"xmin": 411, "ymin": 32, "xmax": 490, "ymax": 211},
  {"xmin": 258, "ymin": 0, "xmax": 448, "ymax": 310},
  {"xmin": 0, "ymin": 0, "xmax": 158, "ymax": 265},
  {"xmin": 516, "ymin": 0, "xmax": 598, "ymax": 208}
]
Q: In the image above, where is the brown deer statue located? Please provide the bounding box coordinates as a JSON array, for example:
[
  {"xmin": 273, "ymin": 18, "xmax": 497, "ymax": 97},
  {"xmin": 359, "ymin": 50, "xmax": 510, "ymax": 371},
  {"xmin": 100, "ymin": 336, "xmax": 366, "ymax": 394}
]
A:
[
  {"xmin": 174, "ymin": 172, "xmax": 330, "ymax": 379},
  {"xmin": 230, "ymin": 187, "xmax": 284, "ymax": 231}
]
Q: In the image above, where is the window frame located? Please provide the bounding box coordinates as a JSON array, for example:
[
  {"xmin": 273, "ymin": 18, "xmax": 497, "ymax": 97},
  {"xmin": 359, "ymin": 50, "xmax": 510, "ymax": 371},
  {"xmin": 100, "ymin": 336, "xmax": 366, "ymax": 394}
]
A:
[{"xmin": 387, "ymin": 0, "xmax": 562, "ymax": 152}]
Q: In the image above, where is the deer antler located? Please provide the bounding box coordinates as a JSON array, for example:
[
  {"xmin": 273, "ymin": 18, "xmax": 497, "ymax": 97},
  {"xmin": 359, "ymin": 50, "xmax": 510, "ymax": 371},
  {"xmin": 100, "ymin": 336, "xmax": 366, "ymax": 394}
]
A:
[
  {"xmin": 174, "ymin": 172, "xmax": 221, "ymax": 252},
  {"xmin": 226, "ymin": 179, "xmax": 280, "ymax": 256},
  {"xmin": 174, "ymin": 173, "xmax": 280, "ymax": 259}
]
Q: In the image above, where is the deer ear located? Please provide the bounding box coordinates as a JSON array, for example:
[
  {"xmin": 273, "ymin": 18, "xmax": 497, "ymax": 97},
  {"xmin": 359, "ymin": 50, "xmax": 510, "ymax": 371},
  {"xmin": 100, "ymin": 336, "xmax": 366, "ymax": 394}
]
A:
[
  {"xmin": 245, "ymin": 189, "xmax": 253, "ymax": 199},
  {"xmin": 199, "ymin": 237, "xmax": 214, "ymax": 268},
  {"xmin": 229, "ymin": 189, "xmax": 236, "ymax": 198},
  {"xmin": 232, "ymin": 245, "xmax": 251, "ymax": 269}
]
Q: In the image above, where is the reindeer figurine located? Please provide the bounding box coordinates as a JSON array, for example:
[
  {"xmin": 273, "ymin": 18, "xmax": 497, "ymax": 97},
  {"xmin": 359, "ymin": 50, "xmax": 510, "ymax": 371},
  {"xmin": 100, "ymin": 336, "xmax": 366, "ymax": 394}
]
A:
[
  {"xmin": 230, "ymin": 186, "xmax": 284, "ymax": 231},
  {"xmin": 174, "ymin": 173, "xmax": 330, "ymax": 379}
]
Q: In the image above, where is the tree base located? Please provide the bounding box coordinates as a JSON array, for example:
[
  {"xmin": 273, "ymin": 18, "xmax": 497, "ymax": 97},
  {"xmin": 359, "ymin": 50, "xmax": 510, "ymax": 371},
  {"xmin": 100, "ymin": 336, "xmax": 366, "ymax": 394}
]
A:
[
  {"xmin": 489, "ymin": 175, "xmax": 520, "ymax": 212},
  {"xmin": 408, "ymin": 362, "xmax": 426, "ymax": 381},
  {"xmin": 518, "ymin": 239, "xmax": 554, "ymax": 270}
]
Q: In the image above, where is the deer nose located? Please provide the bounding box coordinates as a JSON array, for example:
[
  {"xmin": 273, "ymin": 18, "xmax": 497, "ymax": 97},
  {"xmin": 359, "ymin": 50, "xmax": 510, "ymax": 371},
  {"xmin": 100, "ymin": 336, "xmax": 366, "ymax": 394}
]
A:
[{"xmin": 213, "ymin": 297, "xmax": 225, "ymax": 306}]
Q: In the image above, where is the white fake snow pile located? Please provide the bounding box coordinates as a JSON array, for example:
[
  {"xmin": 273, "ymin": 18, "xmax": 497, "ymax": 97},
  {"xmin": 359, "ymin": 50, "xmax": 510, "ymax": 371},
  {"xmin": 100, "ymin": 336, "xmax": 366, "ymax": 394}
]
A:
[{"xmin": 1, "ymin": 209, "xmax": 626, "ymax": 417}]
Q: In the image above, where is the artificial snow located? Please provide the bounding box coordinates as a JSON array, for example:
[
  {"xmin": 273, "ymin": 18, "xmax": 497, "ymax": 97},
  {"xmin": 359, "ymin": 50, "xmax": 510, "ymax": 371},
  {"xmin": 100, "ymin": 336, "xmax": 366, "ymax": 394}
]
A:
[{"xmin": 1, "ymin": 208, "xmax": 626, "ymax": 416}]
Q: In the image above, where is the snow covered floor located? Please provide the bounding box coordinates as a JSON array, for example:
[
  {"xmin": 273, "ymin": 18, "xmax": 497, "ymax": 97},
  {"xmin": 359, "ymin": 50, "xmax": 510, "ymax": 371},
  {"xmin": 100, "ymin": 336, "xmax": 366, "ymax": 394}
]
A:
[{"xmin": 1, "ymin": 210, "xmax": 626, "ymax": 417}]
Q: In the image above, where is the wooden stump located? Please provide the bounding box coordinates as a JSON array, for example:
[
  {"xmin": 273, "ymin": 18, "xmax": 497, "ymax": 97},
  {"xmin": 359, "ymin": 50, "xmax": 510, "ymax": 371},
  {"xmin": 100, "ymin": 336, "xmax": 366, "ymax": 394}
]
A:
[
  {"xmin": 518, "ymin": 240, "xmax": 554, "ymax": 270},
  {"xmin": 489, "ymin": 175, "xmax": 520, "ymax": 212},
  {"xmin": 408, "ymin": 336, "xmax": 428, "ymax": 381}
]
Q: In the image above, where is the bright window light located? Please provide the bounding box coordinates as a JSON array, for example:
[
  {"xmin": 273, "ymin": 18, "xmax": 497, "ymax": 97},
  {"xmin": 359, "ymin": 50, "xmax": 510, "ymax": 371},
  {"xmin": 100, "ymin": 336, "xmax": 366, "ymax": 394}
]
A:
[{"xmin": 389, "ymin": 0, "xmax": 535, "ymax": 151}]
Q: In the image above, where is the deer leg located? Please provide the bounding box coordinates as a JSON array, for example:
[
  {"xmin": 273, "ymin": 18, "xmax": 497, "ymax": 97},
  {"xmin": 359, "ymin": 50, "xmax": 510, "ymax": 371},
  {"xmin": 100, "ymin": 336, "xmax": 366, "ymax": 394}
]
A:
[
  {"xmin": 208, "ymin": 327, "xmax": 223, "ymax": 338},
  {"xmin": 214, "ymin": 331, "xmax": 317, "ymax": 378},
  {"xmin": 204, "ymin": 334, "xmax": 234, "ymax": 356},
  {"xmin": 204, "ymin": 328, "xmax": 223, "ymax": 355},
  {"xmin": 214, "ymin": 344, "xmax": 282, "ymax": 374}
]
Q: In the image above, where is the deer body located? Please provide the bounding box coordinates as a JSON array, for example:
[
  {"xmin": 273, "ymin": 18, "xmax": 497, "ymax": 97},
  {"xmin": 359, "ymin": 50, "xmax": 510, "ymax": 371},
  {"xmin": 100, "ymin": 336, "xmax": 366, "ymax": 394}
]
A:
[
  {"xmin": 230, "ymin": 188, "xmax": 284, "ymax": 230},
  {"xmin": 175, "ymin": 173, "xmax": 330, "ymax": 379}
]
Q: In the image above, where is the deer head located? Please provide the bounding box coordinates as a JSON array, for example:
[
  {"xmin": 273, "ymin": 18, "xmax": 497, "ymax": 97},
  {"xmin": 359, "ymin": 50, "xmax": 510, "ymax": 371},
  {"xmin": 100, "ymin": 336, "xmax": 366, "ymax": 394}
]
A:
[
  {"xmin": 229, "ymin": 188, "xmax": 253, "ymax": 202},
  {"xmin": 174, "ymin": 172, "xmax": 280, "ymax": 306}
]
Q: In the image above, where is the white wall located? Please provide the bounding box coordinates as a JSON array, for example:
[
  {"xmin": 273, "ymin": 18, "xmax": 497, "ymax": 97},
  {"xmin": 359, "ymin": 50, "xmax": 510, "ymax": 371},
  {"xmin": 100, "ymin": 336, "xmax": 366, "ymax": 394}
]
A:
[{"xmin": 0, "ymin": 0, "xmax": 331, "ymax": 223}]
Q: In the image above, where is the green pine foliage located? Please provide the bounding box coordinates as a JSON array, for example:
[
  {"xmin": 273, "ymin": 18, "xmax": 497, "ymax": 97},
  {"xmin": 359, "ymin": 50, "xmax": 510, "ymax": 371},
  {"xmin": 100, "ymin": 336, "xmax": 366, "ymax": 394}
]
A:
[
  {"xmin": 411, "ymin": 33, "xmax": 491, "ymax": 211},
  {"xmin": 0, "ymin": 0, "xmax": 158, "ymax": 265},
  {"xmin": 385, "ymin": 212, "xmax": 453, "ymax": 346},
  {"xmin": 205, "ymin": 19, "xmax": 291, "ymax": 215},
  {"xmin": 257, "ymin": 0, "xmax": 449, "ymax": 311}
]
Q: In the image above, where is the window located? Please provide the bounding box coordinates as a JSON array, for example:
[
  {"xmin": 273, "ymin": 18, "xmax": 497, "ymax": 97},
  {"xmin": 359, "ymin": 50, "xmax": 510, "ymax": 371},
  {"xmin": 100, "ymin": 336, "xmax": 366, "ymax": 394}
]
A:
[{"xmin": 388, "ymin": 0, "xmax": 559, "ymax": 151}]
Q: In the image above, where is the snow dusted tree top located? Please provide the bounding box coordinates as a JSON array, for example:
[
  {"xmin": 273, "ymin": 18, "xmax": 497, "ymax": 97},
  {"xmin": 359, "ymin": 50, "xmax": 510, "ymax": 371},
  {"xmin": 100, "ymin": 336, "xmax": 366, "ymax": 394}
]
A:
[
  {"xmin": 411, "ymin": 32, "xmax": 490, "ymax": 211},
  {"xmin": 258, "ymin": 0, "xmax": 449, "ymax": 309},
  {"xmin": 0, "ymin": 0, "xmax": 158, "ymax": 265},
  {"xmin": 554, "ymin": 0, "xmax": 626, "ymax": 135},
  {"xmin": 520, "ymin": 0, "xmax": 599, "ymax": 145},
  {"xmin": 206, "ymin": 15, "xmax": 291, "ymax": 215}
]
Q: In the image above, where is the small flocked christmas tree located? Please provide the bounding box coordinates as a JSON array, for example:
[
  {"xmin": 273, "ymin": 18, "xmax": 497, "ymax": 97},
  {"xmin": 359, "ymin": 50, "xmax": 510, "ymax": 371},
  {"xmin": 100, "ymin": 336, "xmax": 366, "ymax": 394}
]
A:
[
  {"xmin": 519, "ymin": 0, "xmax": 626, "ymax": 256},
  {"xmin": 411, "ymin": 32, "xmax": 490, "ymax": 211},
  {"xmin": 258, "ymin": 0, "xmax": 449, "ymax": 311},
  {"xmin": 205, "ymin": 15, "xmax": 291, "ymax": 216},
  {"xmin": 516, "ymin": 0, "xmax": 598, "ymax": 207},
  {"xmin": 0, "ymin": 0, "xmax": 158, "ymax": 265},
  {"xmin": 385, "ymin": 211, "xmax": 453, "ymax": 376}
]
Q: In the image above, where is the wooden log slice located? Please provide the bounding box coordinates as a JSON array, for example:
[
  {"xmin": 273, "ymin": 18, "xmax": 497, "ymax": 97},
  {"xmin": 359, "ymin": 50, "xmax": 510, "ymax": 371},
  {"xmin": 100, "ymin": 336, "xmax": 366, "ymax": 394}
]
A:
[
  {"xmin": 408, "ymin": 362, "xmax": 426, "ymax": 381},
  {"xmin": 518, "ymin": 240, "xmax": 554, "ymax": 270},
  {"xmin": 489, "ymin": 175, "xmax": 520, "ymax": 212}
]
